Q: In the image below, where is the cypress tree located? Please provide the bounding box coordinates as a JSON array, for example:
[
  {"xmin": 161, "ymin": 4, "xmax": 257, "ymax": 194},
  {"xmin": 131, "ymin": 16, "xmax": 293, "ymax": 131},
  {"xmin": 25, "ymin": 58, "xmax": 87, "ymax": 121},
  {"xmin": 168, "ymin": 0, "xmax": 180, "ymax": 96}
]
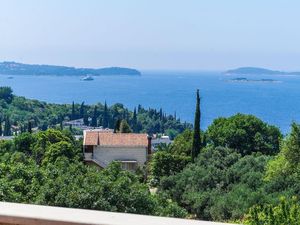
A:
[
  {"xmin": 132, "ymin": 107, "xmax": 137, "ymax": 132},
  {"xmin": 91, "ymin": 106, "xmax": 98, "ymax": 127},
  {"xmin": 159, "ymin": 108, "xmax": 163, "ymax": 120},
  {"xmin": 4, "ymin": 116, "xmax": 11, "ymax": 136},
  {"xmin": 27, "ymin": 121, "xmax": 32, "ymax": 133},
  {"xmin": 71, "ymin": 101, "xmax": 75, "ymax": 120},
  {"xmin": 138, "ymin": 104, "xmax": 142, "ymax": 113},
  {"xmin": 60, "ymin": 120, "xmax": 63, "ymax": 130},
  {"xmin": 114, "ymin": 119, "xmax": 122, "ymax": 133},
  {"xmin": 192, "ymin": 89, "xmax": 201, "ymax": 161},
  {"xmin": 80, "ymin": 101, "xmax": 85, "ymax": 118},
  {"xmin": 122, "ymin": 110, "xmax": 126, "ymax": 120},
  {"xmin": 103, "ymin": 101, "xmax": 109, "ymax": 128},
  {"xmin": 83, "ymin": 114, "xmax": 89, "ymax": 126},
  {"xmin": 0, "ymin": 119, "xmax": 2, "ymax": 136}
]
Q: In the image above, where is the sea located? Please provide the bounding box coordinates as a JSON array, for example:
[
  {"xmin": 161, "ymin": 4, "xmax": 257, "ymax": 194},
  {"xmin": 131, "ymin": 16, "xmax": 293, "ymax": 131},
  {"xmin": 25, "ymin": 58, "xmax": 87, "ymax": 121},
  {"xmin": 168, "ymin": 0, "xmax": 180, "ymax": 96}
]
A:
[{"xmin": 1, "ymin": 71, "xmax": 300, "ymax": 134}]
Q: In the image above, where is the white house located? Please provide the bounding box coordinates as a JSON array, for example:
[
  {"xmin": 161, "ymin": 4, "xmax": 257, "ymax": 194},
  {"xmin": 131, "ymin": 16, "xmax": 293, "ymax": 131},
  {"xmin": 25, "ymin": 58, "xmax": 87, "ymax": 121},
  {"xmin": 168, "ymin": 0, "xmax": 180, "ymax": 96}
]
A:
[
  {"xmin": 151, "ymin": 135, "xmax": 172, "ymax": 149},
  {"xmin": 83, "ymin": 130, "xmax": 152, "ymax": 170}
]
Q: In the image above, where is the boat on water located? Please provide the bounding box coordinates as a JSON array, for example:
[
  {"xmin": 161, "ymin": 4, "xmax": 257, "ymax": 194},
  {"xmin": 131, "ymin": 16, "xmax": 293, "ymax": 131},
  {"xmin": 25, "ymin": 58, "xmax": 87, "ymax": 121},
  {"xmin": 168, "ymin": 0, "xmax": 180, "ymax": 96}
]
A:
[
  {"xmin": 81, "ymin": 75, "xmax": 94, "ymax": 81},
  {"xmin": 7, "ymin": 76, "xmax": 14, "ymax": 79}
]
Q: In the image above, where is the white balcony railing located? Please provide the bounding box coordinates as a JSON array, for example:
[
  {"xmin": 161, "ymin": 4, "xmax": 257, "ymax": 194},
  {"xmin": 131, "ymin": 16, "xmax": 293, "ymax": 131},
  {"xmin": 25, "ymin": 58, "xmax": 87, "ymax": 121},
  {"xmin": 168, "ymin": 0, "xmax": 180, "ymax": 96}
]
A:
[{"xmin": 0, "ymin": 202, "xmax": 236, "ymax": 225}]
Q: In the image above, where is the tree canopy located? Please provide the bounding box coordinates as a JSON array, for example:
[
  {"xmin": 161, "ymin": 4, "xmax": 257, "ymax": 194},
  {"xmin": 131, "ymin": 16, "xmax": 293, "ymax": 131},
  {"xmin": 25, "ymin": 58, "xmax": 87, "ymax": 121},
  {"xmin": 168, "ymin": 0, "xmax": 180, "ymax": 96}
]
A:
[{"xmin": 206, "ymin": 113, "xmax": 281, "ymax": 155}]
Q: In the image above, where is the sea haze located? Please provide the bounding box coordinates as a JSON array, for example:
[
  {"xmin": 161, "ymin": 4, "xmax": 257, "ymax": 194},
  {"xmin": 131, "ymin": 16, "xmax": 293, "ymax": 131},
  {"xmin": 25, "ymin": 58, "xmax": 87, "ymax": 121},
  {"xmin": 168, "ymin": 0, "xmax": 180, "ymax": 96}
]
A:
[{"xmin": 0, "ymin": 71, "xmax": 299, "ymax": 134}]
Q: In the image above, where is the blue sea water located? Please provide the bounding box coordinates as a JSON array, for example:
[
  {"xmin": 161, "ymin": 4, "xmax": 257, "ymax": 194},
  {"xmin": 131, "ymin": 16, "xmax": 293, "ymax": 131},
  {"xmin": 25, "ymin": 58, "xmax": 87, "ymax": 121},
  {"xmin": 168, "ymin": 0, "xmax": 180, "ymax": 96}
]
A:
[{"xmin": 0, "ymin": 71, "xmax": 300, "ymax": 134}]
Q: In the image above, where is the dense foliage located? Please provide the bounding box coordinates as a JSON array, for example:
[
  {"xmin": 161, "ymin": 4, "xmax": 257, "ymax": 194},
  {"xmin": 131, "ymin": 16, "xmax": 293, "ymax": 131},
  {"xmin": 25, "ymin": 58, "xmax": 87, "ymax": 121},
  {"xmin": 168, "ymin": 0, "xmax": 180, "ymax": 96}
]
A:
[
  {"xmin": 0, "ymin": 129, "xmax": 187, "ymax": 218},
  {"xmin": 149, "ymin": 114, "xmax": 300, "ymax": 223},
  {"xmin": 206, "ymin": 113, "xmax": 281, "ymax": 155},
  {"xmin": 245, "ymin": 198, "xmax": 300, "ymax": 225},
  {"xmin": 0, "ymin": 88, "xmax": 191, "ymax": 137}
]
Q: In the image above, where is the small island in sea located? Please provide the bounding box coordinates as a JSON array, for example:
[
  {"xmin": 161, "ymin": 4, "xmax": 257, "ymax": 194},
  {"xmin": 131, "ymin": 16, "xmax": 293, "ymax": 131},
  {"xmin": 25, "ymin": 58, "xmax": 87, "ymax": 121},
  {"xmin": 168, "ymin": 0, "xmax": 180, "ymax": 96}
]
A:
[
  {"xmin": 0, "ymin": 61, "xmax": 141, "ymax": 76},
  {"xmin": 225, "ymin": 67, "xmax": 300, "ymax": 75},
  {"xmin": 227, "ymin": 77, "xmax": 280, "ymax": 83}
]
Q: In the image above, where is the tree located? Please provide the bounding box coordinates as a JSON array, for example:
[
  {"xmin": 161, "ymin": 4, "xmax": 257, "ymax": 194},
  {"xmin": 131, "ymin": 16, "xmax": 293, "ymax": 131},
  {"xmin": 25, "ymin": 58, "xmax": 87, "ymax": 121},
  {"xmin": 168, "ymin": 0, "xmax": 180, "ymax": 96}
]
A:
[
  {"xmin": 264, "ymin": 123, "xmax": 300, "ymax": 192},
  {"xmin": 150, "ymin": 150, "xmax": 190, "ymax": 184},
  {"xmin": 91, "ymin": 106, "xmax": 98, "ymax": 127},
  {"xmin": 171, "ymin": 129, "xmax": 193, "ymax": 156},
  {"xmin": 83, "ymin": 114, "xmax": 89, "ymax": 126},
  {"xmin": 191, "ymin": 89, "xmax": 201, "ymax": 161},
  {"xmin": 79, "ymin": 101, "xmax": 85, "ymax": 118},
  {"xmin": 103, "ymin": 101, "xmax": 109, "ymax": 128},
  {"xmin": 13, "ymin": 132, "xmax": 35, "ymax": 155},
  {"xmin": 27, "ymin": 121, "xmax": 32, "ymax": 133},
  {"xmin": 245, "ymin": 197, "xmax": 300, "ymax": 225},
  {"xmin": 119, "ymin": 120, "xmax": 132, "ymax": 133},
  {"xmin": 3, "ymin": 116, "xmax": 11, "ymax": 136},
  {"xmin": 71, "ymin": 101, "xmax": 76, "ymax": 120},
  {"xmin": 132, "ymin": 107, "xmax": 137, "ymax": 132},
  {"xmin": 114, "ymin": 119, "xmax": 121, "ymax": 133},
  {"xmin": 159, "ymin": 146, "xmax": 270, "ymax": 221},
  {"xmin": 0, "ymin": 118, "xmax": 2, "ymax": 136},
  {"xmin": 0, "ymin": 86, "xmax": 13, "ymax": 103},
  {"xmin": 206, "ymin": 113, "xmax": 281, "ymax": 155},
  {"xmin": 283, "ymin": 122, "xmax": 300, "ymax": 166}
]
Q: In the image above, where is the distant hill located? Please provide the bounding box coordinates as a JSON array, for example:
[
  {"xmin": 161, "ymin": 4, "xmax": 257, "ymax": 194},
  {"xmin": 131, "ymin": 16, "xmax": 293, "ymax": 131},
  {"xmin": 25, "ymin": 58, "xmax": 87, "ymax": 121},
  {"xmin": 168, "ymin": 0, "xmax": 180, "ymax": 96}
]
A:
[
  {"xmin": 0, "ymin": 61, "xmax": 141, "ymax": 76},
  {"xmin": 226, "ymin": 67, "xmax": 300, "ymax": 75}
]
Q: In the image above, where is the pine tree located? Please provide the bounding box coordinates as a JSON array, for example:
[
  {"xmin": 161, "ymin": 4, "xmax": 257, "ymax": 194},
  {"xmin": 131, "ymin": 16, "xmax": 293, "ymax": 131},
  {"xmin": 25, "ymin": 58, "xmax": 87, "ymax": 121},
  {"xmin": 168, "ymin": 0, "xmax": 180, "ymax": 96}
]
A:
[{"xmin": 191, "ymin": 89, "xmax": 201, "ymax": 161}]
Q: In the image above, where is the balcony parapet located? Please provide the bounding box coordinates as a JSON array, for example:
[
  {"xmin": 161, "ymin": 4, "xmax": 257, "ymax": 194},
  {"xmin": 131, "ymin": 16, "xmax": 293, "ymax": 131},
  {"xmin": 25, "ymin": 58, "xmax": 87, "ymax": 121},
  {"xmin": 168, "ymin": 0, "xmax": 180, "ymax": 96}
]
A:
[{"xmin": 0, "ymin": 202, "xmax": 236, "ymax": 225}]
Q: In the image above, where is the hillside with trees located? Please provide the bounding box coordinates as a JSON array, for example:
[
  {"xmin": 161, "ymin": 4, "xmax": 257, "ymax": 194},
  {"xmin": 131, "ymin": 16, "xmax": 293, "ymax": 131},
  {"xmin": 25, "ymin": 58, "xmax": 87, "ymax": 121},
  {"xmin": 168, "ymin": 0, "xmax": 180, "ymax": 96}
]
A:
[
  {"xmin": 0, "ymin": 87, "xmax": 190, "ymax": 138},
  {"xmin": 0, "ymin": 61, "xmax": 141, "ymax": 76}
]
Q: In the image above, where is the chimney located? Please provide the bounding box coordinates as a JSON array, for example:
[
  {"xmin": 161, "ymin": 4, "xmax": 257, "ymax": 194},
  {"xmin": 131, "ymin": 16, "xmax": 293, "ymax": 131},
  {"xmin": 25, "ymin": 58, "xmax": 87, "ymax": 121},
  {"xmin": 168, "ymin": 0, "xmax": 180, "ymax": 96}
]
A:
[{"xmin": 147, "ymin": 135, "xmax": 152, "ymax": 155}]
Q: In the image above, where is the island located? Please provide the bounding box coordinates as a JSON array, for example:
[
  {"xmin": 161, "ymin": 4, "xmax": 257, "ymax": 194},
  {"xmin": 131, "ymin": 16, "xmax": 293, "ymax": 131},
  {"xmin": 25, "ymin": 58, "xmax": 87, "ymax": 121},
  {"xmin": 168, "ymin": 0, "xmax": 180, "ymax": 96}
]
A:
[
  {"xmin": 0, "ymin": 61, "xmax": 141, "ymax": 76},
  {"xmin": 227, "ymin": 77, "xmax": 280, "ymax": 83},
  {"xmin": 225, "ymin": 67, "xmax": 300, "ymax": 75}
]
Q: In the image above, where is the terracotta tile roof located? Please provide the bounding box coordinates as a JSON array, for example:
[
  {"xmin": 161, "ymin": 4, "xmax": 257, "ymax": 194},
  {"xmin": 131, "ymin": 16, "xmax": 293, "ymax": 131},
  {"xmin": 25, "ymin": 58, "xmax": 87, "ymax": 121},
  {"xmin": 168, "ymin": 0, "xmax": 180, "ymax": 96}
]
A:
[
  {"xmin": 84, "ymin": 131, "xmax": 148, "ymax": 147},
  {"xmin": 84, "ymin": 131, "xmax": 99, "ymax": 146}
]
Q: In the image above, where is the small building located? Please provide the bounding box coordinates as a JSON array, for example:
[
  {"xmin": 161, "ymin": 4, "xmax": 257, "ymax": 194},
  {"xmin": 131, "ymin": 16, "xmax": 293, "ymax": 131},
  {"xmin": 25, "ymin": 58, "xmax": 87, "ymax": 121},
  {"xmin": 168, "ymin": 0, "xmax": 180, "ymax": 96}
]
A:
[
  {"xmin": 63, "ymin": 118, "xmax": 84, "ymax": 128},
  {"xmin": 151, "ymin": 135, "xmax": 172, "ymax": 149},
  {"xmin": 83, "ymin": 130, "xmax": 152, "ymax": 170}
]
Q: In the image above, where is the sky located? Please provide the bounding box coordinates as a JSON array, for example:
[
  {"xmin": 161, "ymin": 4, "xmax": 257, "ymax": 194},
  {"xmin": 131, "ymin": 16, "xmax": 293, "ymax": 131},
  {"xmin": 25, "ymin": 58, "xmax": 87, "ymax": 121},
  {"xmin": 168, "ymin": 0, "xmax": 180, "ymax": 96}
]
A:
[{"xmin": 0, "ymin": 0, "xmax": 299, "ymax": 70}]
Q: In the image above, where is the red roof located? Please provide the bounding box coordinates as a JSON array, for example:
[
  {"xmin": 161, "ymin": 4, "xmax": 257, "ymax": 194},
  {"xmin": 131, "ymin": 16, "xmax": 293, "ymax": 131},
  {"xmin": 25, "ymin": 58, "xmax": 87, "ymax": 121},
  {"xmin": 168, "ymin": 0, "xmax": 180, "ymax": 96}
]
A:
[{"xmin": 84, "ymin": 131, "xmax": 148, "ymax": 147}]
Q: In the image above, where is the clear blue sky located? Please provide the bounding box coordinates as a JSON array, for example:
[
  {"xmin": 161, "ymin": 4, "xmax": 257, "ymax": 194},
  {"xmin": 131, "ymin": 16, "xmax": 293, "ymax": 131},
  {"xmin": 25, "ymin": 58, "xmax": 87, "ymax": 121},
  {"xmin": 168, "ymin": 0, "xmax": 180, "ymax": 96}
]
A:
[{"xmin": 0, "ymin": 0, "xmax": 299, "ymax": 70}]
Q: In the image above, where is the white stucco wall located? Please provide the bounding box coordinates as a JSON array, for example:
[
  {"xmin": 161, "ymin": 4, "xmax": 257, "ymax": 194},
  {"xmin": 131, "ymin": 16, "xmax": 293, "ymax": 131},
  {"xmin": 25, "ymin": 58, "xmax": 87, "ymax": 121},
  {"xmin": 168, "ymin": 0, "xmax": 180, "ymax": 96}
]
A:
[{"xmin": 93, "ymin": 146, "xmax": 147, "ymax": 167}]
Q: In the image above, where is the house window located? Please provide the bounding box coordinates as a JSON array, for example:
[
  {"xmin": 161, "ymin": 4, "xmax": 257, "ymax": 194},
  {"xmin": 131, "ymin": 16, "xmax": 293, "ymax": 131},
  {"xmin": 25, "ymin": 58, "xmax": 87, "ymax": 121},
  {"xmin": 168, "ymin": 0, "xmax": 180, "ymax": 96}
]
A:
[{"xmin": 121, "ymin": 161, "xmax": 137, "ymax": 171}]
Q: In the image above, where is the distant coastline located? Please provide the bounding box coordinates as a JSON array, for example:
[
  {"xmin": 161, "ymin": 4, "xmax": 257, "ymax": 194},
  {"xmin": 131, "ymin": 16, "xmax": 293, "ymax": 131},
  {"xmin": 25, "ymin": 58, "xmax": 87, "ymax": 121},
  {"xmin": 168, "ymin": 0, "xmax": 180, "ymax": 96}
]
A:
[
  {"xmin": 226, "ymin": 77, "xmax": 281, "ymax": 83},
  {"xmin": 225, "ymin": 67, "xmax": 300, "ymax": 76},
  {"xmin": 0, "ymin": 61, "xmax": 141, "ymax": 76}
]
